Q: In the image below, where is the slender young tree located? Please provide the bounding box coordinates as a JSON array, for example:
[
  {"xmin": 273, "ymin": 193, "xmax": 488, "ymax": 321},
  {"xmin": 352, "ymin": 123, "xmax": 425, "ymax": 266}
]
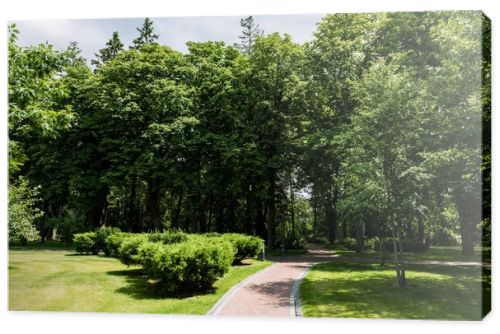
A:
[
  {"xmin": 92, "ymin": 31, "xmax": 124, "ymax": 68},
  {"xmin": 236, "ymin": 16, "xmax": 263, "ymax": 54},
  {"xmin": 131, "ymin": 18, "xmax": 159, "ymax": 50}
]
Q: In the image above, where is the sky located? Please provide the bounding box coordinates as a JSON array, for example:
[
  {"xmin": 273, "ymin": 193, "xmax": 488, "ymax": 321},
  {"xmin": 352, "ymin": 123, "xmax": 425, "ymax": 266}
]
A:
[{"xmin": 13, "ymin": 14, "xmax": 325, "ymax": 61}]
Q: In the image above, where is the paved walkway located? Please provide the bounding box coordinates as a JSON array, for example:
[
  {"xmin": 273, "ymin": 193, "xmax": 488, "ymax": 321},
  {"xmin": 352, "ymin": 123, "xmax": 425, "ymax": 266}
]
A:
[
  {"xmin": 207, "ymin": 244, "xmax": 487, "ymax": 317},
  {"xmin": 208, "ymin": 245, "xmax": 335, "ymax": 317}
]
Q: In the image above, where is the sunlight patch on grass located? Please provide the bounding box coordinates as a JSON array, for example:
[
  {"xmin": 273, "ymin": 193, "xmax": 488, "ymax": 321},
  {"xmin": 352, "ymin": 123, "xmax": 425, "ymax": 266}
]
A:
[
  {"xmin": 300, "ymin": 262, "xmax": 486, "ymax": 320},
  {"xmin": 9, "ymin": 249, "xmax": 271, "ymax": 314}
]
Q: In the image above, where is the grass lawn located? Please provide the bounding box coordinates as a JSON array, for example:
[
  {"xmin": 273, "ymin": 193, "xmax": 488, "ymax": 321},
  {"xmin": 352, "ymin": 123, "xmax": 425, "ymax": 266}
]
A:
[
  {"xmin": 331, "ymin": 246, "xmax": 489, "ymax": 264},
  {"xmin": 300, "ymin": 261, "xmax": 490, "ymax": 320},
  {"xmin": 9, "ymin": 249, "xmax": 271, "ymax": 314}
]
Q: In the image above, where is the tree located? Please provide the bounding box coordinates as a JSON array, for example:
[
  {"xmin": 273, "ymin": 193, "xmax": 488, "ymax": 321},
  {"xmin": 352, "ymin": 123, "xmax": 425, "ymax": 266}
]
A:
[
  {"xmin": 242, "ymin": 33, "xmax": 305, "ymax": 249},
  {"xmin": 66, "ymin": 41, "xmax": 86, "ymax": 66},
  {"xmin": 131, "ymin": 18, "xmax": 159, "ymax": 50},
  {"xmin": 418, "ymin": 12, "xmax": 484, "ymax": 255},
  {"xmin": 9, "ymin": 177, "xmax": 43, "ymax": 245},
  {"xmin": 304, "ymin": 13, "xmax": 382, "ymax": 245},
  {"xmin": 7, "ymin": 12, "xmax": 487, "ymax": 264},
  {"xmin": 92, "ymin": 31, "xmax": 124, "ymax": 68},
  {"xmin": 8, "ymin": 24, "xmax": 75, "ymax": 180},
  {"xmin": 236, "ymin": 16, "xmax": 263, "ymax": 54}
]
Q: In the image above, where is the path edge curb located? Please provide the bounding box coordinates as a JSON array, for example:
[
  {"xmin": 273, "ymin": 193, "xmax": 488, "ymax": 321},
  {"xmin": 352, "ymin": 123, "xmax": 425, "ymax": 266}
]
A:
[
  {"xmin": 206, "ymin": 262, "xmax": 278, "ymax": 316},
  {"xmin": 290, "ymin": 263, "xmax": 313, "ymax": 318}
]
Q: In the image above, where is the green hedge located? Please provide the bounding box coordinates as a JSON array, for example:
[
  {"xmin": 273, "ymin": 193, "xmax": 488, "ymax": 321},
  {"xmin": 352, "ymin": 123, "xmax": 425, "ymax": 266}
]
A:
[
  {"xmin": 137, "ymin": 238, "xmax": 234, "ymax": 292},
  {"xmin": 95, "ymin": 226, "xmax": 121, "ymax": 256},
  {"xmin": 104, "ymin": 232, "xmax": 134, "ymax": 257},
  {"xmin": 73, "ymin": 232, "xmax": 97, "ymax": 254},
  {"xmin": 220, "ymin": 233, "xmax": 263, "ymax": 264},
  {"xmin": 147, "ymin": 230, "xmax": 188, "ymax": 244},
  {"xmin": 118, "ymin": 234, "xmax": 149, "ymax": 265},
  {"xmin": 73, "ymin": 230, "xmax": 263, "ymax": 294}
]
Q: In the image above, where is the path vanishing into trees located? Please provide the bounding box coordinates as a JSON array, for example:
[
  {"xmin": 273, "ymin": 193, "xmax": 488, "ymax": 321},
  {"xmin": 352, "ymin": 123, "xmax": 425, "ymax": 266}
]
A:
[
  {"xmin": 207, "ymin": 244, "xmax": 486, "ymax": 317},
  {"xmin": 207, "ymin": 244, "xmax": 336, "ymax": 317}
]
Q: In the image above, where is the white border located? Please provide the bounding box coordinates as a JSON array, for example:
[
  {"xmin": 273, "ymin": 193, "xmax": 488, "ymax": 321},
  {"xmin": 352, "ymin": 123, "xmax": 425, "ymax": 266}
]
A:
[{"xmin": 1, "ymin": 1, "xmax": 498, "ymax": 334}]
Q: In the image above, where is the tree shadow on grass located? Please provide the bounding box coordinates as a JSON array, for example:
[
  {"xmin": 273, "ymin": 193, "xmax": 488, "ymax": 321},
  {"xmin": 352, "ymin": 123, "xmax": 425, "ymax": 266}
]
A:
[
  {"xmin": 303, "ymin": 262, "xmax": 483, "ymax": 320},
  {"xmin": 108, "ymin": 269, "xmax": 217, "ymax": 300}
]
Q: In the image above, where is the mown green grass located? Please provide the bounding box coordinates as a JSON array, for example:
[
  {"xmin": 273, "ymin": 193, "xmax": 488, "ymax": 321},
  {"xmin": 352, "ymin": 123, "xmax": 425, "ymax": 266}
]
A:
[
  {"xmin": 332, "ymin": 246, "xmax": 489, "ymax": 264},
  {"xmin": 300, "ymin": 261, "xmax": 490, "ymax": 320},
  {"xmin": 9, "ymin": 249, "xmax": 271, "ymax": 314}
]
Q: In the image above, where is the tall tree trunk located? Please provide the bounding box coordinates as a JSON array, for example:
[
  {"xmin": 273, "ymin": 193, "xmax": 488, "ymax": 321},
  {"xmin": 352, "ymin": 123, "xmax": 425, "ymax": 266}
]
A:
[
  {"xmin": 312, "ymin": 190, "xmax": 317, "ymax": 238},
  {"xmin": 453, "ymin": 191, "xmax": 478, "ymax": 256},
  {"xmin": 267, "ymin": 170, "xmax": 276, "ymax": 250},
  {"xmin": 355, "ymin": 218, "xmax": 365, "ymax": 253},
  {"xmin": 198, "ymin": 195, "xmax": 208, "ymax": 233},
  {"xmin": 256, "ymin": 198, "xmax": 266, "ymax": 240},
  {"xmin": 171, "ymin": 189, "xmax": 183, "ymax": 230},
  {"xmin": 458, "ymin": 208, "xmax": 475, "ymax": 256},
  {"xmin": 86, "ymin": 187, "xmax": 108, "ymax": 230},
  {"xmin": 215, "ymin": 199, "xmax": 224, "ymax": 232},
  {"xmin": 417, "ymin": 210, "xmax": 425, "ymax": 247},
  {"xmin": 326, "ymin": 188, "xmax": 338, "ymax": 245},
  {"xmin": 245, "ymin": 183, "xmax": 254, "ymax": 234},
  {"xmin": 145, "ymin": 179, "xmax": 161, "ymax": 231},
  {"xmin": 391, "ymin": 221, "xmax": 406, "ymax": 288},
  {"xmin": 289, "ymin": 174, "xmax": 295, "ymax": 242},
  {"xmin": 127, "ymin": 178, "xmax": 140, "ymax": 232},
  {"xmin": 206, "ymin": 194, "xmax": 213, "ymax": 232}
]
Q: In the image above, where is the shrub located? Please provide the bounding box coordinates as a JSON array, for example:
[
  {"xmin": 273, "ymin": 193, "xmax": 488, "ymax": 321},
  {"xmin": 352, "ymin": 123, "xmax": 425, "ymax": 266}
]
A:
[
  {"xmin": 137, "ymin": 238, "xmax": 234, "ymax": 293},
  {"xmin": 148, "ymin": 230, "xmax": 188, "ymax": 245},
  {"xmin": 95, "ymin": 226, "xmax": 121, "ymax": 256},
  {"xmin": 104, "ymin": 232, "xmax": 134, "ymax": 257},
  {"xmin": 118, "ymin": 234, "xmax": 148, "ymax": 265},
  {"xmin": 8, "ymin": 177, "xmax": 43, "ymax": 245},
  {"xmin": 340, "ymin": 237, "xmax": 357, "ymax": 251},
  {"xmin": 364, "ymin": 237, "xmax": 378, "ymax": 251},
  {"xmin": 73, "ymin": 232, "xmax": 97, "ymax": 254},
  {"xmin": 220, "ymin": 233, "xmax": 263, "ymax": 264}
]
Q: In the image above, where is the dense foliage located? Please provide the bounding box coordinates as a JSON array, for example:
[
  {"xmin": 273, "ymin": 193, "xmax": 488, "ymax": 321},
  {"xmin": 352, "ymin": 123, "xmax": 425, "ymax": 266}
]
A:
[
  {"xmin": 72, "ymin": 230, "xmax": 259, "ymax": 292},
  {"xmin": 8, "ymin": 177, "xmax": 43, "ymax": 245},
  {"xmin": 73, "ymin": 232, "xmax": 97, "ymax": 254},
  {"xmin": 138, "ymin": 239, "xmax": 234, "ymax": 293},
  {"xmin": 9, "ymin": 11, "xmax": 489, "ymax": 279}
]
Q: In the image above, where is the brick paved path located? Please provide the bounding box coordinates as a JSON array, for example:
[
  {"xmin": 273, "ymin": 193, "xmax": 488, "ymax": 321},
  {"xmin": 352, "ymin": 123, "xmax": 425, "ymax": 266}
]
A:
[{"xmin": 208, "ymin": 246, "xmax": 335, "ymax": 317}]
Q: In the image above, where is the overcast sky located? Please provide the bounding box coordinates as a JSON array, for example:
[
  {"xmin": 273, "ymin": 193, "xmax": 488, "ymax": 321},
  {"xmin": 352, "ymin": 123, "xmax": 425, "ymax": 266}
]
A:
[{"xmin": 13, "ymin": 14, "xmax": 324, "ymax": 61}]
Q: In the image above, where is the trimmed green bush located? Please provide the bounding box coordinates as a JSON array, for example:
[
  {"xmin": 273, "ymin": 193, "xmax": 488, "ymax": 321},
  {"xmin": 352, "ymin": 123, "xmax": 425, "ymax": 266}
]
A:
[
  {"xmin": 147, "ymin": 230, "xmax": 188, "ymax": 245},
  {"xmin": 118, "ymin": 234, "xmax": 148, "ymax": 265},
  {"xmin": 95, "ymin": 226, "xmax": 121, "ymax": 256},
  {"xmin": 137, "ymin": 238, "xmax": 234, "ymax": 293},
  {"xmin": 73, "ymin": 232, "xmax": 97, "ymax": 254},
  {"xmin": 104, "ymin": 232, "xmax": 133, "ymax": 257},
  {"xmin": 220, "ymin": 233, "xmax": 263, "ymax": 264}
]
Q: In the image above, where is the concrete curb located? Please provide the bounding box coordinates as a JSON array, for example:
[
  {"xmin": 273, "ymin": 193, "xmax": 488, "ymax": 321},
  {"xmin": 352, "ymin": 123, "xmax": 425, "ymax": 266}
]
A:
[
  {"xmin": 206, "ymin": 263, "xmax": 277, "ymax": 316},
  {"xmin": 290, "ymin": 264, "xmax": 313, "ymax": 317}
]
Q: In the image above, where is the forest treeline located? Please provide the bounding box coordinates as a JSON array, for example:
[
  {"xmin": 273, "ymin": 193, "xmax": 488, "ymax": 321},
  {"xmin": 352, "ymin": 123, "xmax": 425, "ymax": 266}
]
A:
[{"xmin": 8, "ymin": 12, "xmax": 490, "ymax": 255}]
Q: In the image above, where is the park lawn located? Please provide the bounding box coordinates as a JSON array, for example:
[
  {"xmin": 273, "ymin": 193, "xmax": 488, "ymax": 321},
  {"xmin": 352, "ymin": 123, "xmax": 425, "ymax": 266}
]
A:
[
  {"xmin": 300, "ymin": 262, "xmax": 490, "ymax": 320},
  {"xmin": 332, "ymin": 246, "xmax": 488, "ymax": 264},
  {"xmin": 9, "ymin": 249, "xmax": 271, "ymax": 314}
]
